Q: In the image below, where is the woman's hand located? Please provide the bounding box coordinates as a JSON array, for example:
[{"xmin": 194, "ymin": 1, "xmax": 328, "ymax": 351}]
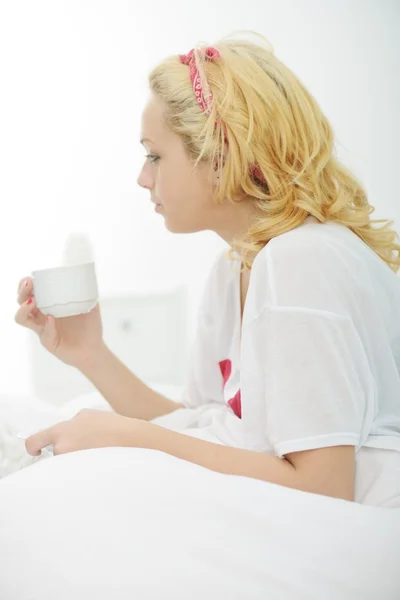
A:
[
  {"xmin": 14, "ymin": 276, "xmax": 105, "ymax": 368},
  {"xmin": 25, "ymin": 409, "xmax": 145, "ymax": 456}
]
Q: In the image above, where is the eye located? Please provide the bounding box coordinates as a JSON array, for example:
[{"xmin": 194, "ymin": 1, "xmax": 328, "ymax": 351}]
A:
[{"xmin": 145, "ymin": 153, "xmax": 160, "ymax": 164}]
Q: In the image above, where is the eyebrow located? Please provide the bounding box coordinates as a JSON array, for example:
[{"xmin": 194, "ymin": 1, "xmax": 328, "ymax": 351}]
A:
[{"xmin": 140, "ymin": 137, "xmax": 154, "ymax": 145}]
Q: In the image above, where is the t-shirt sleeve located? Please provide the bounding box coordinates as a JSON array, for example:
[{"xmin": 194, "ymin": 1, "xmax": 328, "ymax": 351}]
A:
[{"xmin": 242, "ymin": 306, "xmax": 372, "ymax": 457}]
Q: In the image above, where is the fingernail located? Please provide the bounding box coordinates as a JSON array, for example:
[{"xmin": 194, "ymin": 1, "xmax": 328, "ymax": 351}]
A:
[{"xmin": 27, "ymin": 298, "xmax": 33, "ymax": 305}]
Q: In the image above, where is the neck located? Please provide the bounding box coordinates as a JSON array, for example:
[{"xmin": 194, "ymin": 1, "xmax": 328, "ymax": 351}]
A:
[{"xmin": 211, "ymin": 196, "xmax": 260, "ymax": 249}]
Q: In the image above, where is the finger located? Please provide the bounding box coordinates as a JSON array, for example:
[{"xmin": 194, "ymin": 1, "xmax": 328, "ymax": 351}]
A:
[
  {"xmin": 14, "ymin": 296, "xmax": 45, "ymax": 334},
  {"xmin": 25, "ymin": 425, "xmax": 58, "ymax": 456},
  {"xmin": 17, "ymin": 277, "xmax": 28, "ymax": 294},
  {"xmin": 17, "ymin": 277, "xmax": 33, "ymax": 305}
]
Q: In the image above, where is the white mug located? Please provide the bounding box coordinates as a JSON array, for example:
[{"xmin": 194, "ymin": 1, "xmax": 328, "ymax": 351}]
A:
[{"xmin": 32, "ymin": 262, "xmax": 99, "ymax": 318}]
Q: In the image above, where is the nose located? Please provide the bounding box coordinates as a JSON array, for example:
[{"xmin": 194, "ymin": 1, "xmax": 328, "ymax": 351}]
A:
[{"xmin": 137, "ymin": 163, "xmax": 153, "ymax": 190}]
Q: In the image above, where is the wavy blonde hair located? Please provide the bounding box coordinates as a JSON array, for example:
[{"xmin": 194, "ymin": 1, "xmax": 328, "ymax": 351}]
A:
[{"xmin": 149, "ymin": 32, "xmax": 400, "ymax": 272}]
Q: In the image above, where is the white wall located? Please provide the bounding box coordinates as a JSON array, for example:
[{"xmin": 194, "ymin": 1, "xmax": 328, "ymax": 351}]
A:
[{"xmin": 0, "ymin": 0, "xmax": 398, "ymax": 396}]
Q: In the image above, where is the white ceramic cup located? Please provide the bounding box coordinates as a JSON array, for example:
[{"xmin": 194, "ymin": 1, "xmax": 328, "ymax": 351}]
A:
[{"xmin": 32, "ymin": 262, "xmax": 99, "ymax": 318}]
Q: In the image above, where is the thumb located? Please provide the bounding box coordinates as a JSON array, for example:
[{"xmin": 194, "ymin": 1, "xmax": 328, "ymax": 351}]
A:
[
  {"xmin": 40, "ymin": 315, "xmax": 59, "ymax": 352},
  {"xmin": 25, "ymin": 424, "xmax": 57, "ymax": 456}
]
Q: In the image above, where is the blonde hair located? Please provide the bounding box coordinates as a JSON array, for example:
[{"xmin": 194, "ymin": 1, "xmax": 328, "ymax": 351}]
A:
[{"xmin": 149, "ymin": 32, "xmax": 400, "ymax": 272}]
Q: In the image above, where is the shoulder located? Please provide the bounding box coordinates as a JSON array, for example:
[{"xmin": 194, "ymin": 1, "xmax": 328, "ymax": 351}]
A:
[
  {"xmin": 258, "ymin": 219, "xmax": 349, "ymax": 267},
  {"xmin": 249, "ymin": 219, "xmax": 362, "ymax": 312},
  {"xmin": 254, "ymin": 218, "xmax": 362, "ymax": 277}
]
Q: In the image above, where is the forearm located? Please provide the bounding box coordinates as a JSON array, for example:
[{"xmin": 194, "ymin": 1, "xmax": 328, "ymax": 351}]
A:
[
  {"xmin": 78, "ymin": 343, "xmax": 183, "ymax": 420},
  {"xmin": 140, "ymin": 422, "xmax": 299, "ymax": 488},
  {"xmin": 134, "ymin": 423, "xmax": 354, "ymax": 500}
]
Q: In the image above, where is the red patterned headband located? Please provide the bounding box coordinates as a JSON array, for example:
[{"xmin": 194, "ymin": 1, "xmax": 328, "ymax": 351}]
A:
[
  {"xmin": 179, "ymin": 47, "xmax": 220, "ymax": 115},
  {"xmin": 179, "ymin": 46, "xmax": 267, "ymax": 186}
]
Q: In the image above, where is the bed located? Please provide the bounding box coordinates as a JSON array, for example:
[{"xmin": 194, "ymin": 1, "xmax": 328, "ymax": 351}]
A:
[{"xmin": 0, "ymin": 437, "xmax": 399, "ymax": 599}]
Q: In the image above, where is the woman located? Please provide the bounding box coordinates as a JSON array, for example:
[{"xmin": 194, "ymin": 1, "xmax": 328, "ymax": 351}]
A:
[{"xmin": 14, "ymin": 34, "xmax": 400, "ymax": 506}]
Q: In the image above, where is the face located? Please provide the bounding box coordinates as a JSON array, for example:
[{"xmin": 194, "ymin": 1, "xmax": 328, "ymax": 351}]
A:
[{"xmin": 137, "ymin": 94, "xmax": 220, "ymax": 234}]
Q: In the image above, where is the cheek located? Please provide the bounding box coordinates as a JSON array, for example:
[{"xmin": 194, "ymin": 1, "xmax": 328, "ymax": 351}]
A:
[
  {"xmin": 155, "ymin": 165, "xmax": 190, "ymax": 205},
  {"xmin": 156, "ymin": 160, "xmax": 214, "ymax": 217}
]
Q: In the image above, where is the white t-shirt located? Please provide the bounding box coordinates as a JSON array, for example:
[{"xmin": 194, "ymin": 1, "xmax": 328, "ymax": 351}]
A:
[{"xmin": 180, "ymin": 216, "xmax": 400, "ymax": 506}]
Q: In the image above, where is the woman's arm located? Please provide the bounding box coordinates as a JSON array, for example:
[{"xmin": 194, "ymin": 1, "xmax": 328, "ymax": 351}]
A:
[
  {"xmin": 26, "ymin": 409, "xmax": 354, "ymax": 501},
  {"xmin": 78, "ymin": 343, "xmax": 184, "ymax": 420},
  {"xmin": 136, "ymin": 423, "xmax": 355, "ymax": 501}
]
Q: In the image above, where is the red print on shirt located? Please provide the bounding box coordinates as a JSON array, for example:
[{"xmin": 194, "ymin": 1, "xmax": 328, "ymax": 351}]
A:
[{"xmin": 219, "ymin": 359, "xmax": 242, "ymax": 419}]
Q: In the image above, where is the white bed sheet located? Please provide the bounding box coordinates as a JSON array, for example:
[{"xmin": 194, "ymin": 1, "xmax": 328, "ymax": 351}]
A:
[
  {"xmin": 0, "ymin": 446, "xmax": 399, "ymax": 599},
  {"xmin": 0, "ymin": 390, "xmax": 399, "ymax": 598}
]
